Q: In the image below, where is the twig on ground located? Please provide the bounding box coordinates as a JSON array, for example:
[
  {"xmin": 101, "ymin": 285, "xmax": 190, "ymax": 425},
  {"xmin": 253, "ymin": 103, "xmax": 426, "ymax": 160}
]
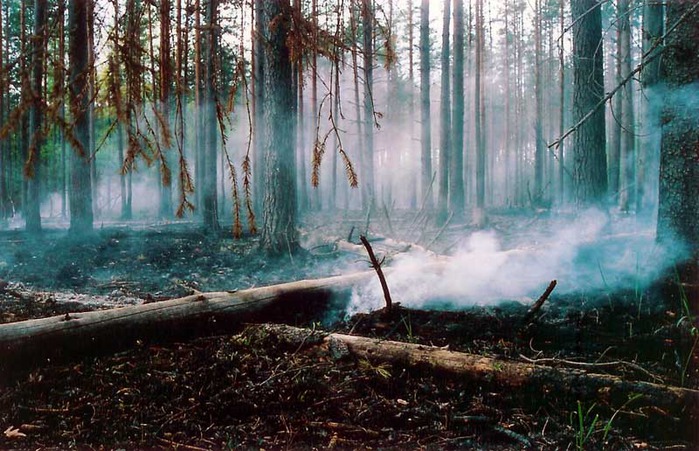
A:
[
  {"xmin": 518, "ymin": 355, "xmax": 666, "ymax": 384},
  {"xmin": 360, "ymin": 235, "xmax": 393, "ymax": 312},
  {"xmin": 156, "ymin": 437, "xmax": 210, "ymax": 451}
]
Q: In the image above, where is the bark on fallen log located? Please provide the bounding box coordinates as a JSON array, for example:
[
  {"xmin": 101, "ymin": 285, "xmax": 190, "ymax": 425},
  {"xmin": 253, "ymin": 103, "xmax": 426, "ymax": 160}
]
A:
[
  {"xmin": 249, "ymin": 324, "xmax": 699, "ymax": 420},
  {"xmin": 0, "ymin": 270, "xmax": 378, "ymax": 381}
]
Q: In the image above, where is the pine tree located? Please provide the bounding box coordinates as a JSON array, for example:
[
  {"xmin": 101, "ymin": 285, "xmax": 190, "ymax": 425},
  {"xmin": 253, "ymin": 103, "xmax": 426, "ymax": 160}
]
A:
[
  {"xmin": 26, "ymin": 0, "xmax": 47, "ymax": 233},
  {"xmin": 419, "ymin": 0, "xmax": 432, "ymax": 208},
  {"xmin": 260, "ymin": 0, "xmax": 298, "ymax": 254},
  {"xmin": 571, "ymin": 0, "xmax": 607, "ymax": 204},
  {"xmin": 657, "ymin": 0, "xmax": 699, "ymax": 260},
  {"xmin": 68, "ymin": 0, "xmax": 94, "ymax": 233}
]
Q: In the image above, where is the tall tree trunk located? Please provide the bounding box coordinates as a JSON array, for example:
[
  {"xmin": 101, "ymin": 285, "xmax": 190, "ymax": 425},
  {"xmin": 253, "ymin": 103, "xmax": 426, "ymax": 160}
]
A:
[
  {"xmin": 571, "ymin": 0, "xmax": 607, "ymax": 205},
  {"xmin": 26, "ymin": 0, "xmax": 47, "ymax": 233},
  {"xmin": 558, "ymin": 0, "xmax": 566, "ymax": 204},
  {"xmin": 638, "ymin": 0, "xmax": 663, "ymax": 215},
  {"xmin": 260, "ymin": 0, "xmax": 298, "ymax": 254},
  {"xmin": 58, "ymin": 0, "xmax": 67, "ymax": 220},
  {"xmin": 68, "ymin": 0, "xmax": 94, "ymax": 233},
  {"xmin": 202, "ymin": 0, "xmax": 219, "ymax": 230},
  {"xmin": 406, "ymin": 0, "xmax": 416, "ymax": 209},
  {"xmin": 26, "ymin": 0, "xmax": 44, "ymax": 229},
  {"xmin": 310, "ymin": 0, "xmax": 319, "ymax": 210},
  {"xmin": 194, "ymin": 0, "xmax": 204, "ymax": 216},
  {"xmin": 450, "ymin": 0, "xmax": 464, "ymax": 216},
  {"xmin": 350, "ymin": 0, "xmax": 363, "ymax": 210},
  {"xmin": 0, "ymin": 0, "xmax": 6, "ymax": 223},
  {"xmin": 437, "ymin": 0, "xmax": 451, "ymax": 224},
  {"xmin": 657, "ymin": 0, "xmax": 699, "ymax": 262},
  {"xmin": 533, "ymin": 0, "xmax": 544, "ymax": 205},
  {"xmin": 361, "ymin": 0, "xmax": 375, "ymax": 211},
  {"xmin": 502, "ymin": 0, "xmax": 510, "ymax": 205},
  {"xmin": 330, "ymin": 1, "xmax": 343, "ymax": 210},
  {"xmin": 419, "ymin": 0, "xmax": 432, "ymax": 209},
  {"xmin": 294, "ymin": 0, "xmax": 307, "ymax": 213},
  {"xmin": 474, "ymin": 0, "xmax": 486, "ymax": 220},
  {"xmin": 617, "ymin": 0, "xmax": 635, "ymax": 212},
  {"xmin": 111, "ymin": 0, "xmax": 126, "ymax": 220},
  {"xmin": 159, "ymin": 0, "xmax": 173, "ymax": 218},
  {"xmin": 19, "ymin": 0, "xmax": 28, "ymax": 223},
  {"xmin": 87, "ymin": 0, "xmax": 97, "ymax": 220},
  {"xmin": 252, "ymin": 0, "xmax": 264, "ymax": 217},
  {"xmin": 609, "ymin": 9, "xmax": 622, "ymax": 202},
  {"xmin": 123, "ymin": 0, "xmax": 142, "ymax": 221},
  {"xmin": 174, "ymin": 0, "xmax": 190, "ymax": 217}
]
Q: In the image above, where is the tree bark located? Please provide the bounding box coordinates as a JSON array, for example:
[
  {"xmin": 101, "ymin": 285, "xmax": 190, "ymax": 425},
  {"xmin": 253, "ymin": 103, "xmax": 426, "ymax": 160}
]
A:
[
  {"xmin": 571, "ymin": 0, "xmax": 607, "ymax": 205},
  {"xmin": 450, "ymin": 0, "xmax": 465, "ymax": 217},
  {"xmin": 26, "ymin": 0, "xmax": 47, "ymax": 234},
  {"xmin": 0, "ymin": 0, "xmax": 7, "ymax": 222},
  {"xmin": 558, "ymin": 0, "xmax": 566, "ymax": 204},
  {"xmin": 618, "ymin": 0, "xmax": 635, "ymax": 212},
  {"xmin": 259, "ymin": 0, "xmax": 298, "ymax": 254},
  {"xmin": 657, "ymin": 1, "xmax": 699, "ymax": 264},
  {"xmin": 407, "ymin": 0, "xmax": 416, "ymax": 209},
  {"xmin": 0, "ymin": 270, "xmax": 379, "ymax": 381},
  {"xmin": 159, "ymin": 0, "xmax": 173, "ymax": 219},
  {"xmin": 361, "ymin": 0, "xmax": 375, "ymax": 211},
  {"xmin": 637, "ymin": 0, "xmax": 663, "ymax": 215},
  {"xmin": 437, "ymin": 0, "xmax": 451, "ymax": 224},
  {"xmin": 250, "ymin": 323, "xmax": 699, "ymax": 421},
  {"xmin": 474, "ymin": 0, "xmax": 486, "ymax": 219},
  {"xmin": 202, "ymin": 0, "xmax": 219, "ymax": 231},
  {"xmin": 68, "ymin": 0, "xmax": 94, "ymax": 234},
  {"xmin": 419, "ymin": 0, "xmax": 432, "ymax": 209},
  {"xmin": 533, "ymin": 0, "xmax": 544, "ymax": 205}
]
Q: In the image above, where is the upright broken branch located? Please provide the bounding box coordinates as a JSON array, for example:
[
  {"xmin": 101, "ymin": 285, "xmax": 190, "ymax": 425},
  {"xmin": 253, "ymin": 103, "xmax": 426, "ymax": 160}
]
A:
[
  {"xmin": 521, "ymin": 279, "xmax": 557, "ymax": 329},
  {"xmin": 360, "ymin": 235, "xmax": 393, "ymax": 312}
]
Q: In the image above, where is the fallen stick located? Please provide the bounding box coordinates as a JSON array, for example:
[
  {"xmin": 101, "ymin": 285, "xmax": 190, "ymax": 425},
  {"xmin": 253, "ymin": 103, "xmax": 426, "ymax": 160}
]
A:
[{"xmin": 250, "ymin": 324, "xmax": 699, "ymax": 418}]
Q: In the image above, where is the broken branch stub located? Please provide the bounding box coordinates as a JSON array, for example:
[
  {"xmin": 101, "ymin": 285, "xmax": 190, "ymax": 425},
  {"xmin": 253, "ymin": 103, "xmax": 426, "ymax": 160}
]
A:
[{"xmin": 360, "ymin": 235, "xmax": 393, "ymax": 312}]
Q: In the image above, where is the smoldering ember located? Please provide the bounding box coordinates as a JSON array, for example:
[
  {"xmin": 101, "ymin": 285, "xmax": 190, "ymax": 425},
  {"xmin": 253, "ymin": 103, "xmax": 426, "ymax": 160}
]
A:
[{"xmin": 0, "ymin": 0, "xmax": 697, "ymax": 449}]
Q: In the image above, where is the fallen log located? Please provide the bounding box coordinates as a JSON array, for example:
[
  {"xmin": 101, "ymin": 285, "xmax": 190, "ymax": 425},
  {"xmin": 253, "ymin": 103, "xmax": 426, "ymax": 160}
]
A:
[
  {"xmin": 0, "ymin": 270, "xmax": 379, "ymax": 381},
  {"xmin": 249, "ymin": 324, "xmax": 699, "ymax": 420}
]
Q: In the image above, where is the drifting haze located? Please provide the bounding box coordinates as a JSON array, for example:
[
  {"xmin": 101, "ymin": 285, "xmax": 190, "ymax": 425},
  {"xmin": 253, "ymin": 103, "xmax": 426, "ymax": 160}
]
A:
[{"xmin": 346, "ymin": 208, "xmax": 688, "ymax": 315}]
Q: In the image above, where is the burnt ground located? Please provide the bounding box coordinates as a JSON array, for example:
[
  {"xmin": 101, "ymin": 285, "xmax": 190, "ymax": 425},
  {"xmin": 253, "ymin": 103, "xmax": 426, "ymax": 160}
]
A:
[{"xmin": 0, "ymin": 211, "xmax": 697, "ymax": 449}]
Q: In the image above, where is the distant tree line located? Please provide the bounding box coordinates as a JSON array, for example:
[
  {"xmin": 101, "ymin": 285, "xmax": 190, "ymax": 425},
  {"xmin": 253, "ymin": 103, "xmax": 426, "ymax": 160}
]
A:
[{"xmin": 0, "ymin": 0, "xmax": 695, "ymax": 260}]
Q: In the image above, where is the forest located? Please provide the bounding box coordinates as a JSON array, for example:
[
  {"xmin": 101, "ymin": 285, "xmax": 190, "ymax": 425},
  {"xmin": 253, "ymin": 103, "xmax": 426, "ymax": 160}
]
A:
[{"xmin": 0, "ymin": 0, "xmax": 697, "ymax": 449}]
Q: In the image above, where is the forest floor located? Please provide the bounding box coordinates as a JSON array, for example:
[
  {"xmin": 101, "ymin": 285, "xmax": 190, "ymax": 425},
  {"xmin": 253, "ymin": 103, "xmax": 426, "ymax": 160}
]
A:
[{"xmin": 0, "ymin": 210, "xmax": 697, "ymax": 450}]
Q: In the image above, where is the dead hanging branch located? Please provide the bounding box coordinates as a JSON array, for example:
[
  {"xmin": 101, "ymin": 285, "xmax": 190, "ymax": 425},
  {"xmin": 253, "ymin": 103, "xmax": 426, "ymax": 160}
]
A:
[{"xmin": 360, "ymin": 235, "xmax": 393, "ymax": 312}]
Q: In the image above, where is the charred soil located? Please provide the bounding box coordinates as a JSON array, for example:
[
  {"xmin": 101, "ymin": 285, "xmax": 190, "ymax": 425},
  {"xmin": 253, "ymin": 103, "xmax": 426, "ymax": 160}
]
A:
[{"xmin": 0, "ymin": 214, "xmax": 697, "ymax": 449}]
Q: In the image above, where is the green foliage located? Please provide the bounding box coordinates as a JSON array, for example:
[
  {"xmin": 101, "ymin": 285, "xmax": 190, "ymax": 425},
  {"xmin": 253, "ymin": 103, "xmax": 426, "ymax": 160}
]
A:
[{"xmin": 570, "ymin": 400, "xmax": 600, "ymax": 450}]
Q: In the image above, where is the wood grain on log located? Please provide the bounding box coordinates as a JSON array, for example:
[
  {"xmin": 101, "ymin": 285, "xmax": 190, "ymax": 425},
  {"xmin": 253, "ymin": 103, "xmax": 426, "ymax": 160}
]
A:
[
  {"xmin": 251, "ymin": 324, "xmax": 699, "ymax": 417},
  {"xmin": 0, "ymin": 271, "xmax": 377, "ymax": 380}
]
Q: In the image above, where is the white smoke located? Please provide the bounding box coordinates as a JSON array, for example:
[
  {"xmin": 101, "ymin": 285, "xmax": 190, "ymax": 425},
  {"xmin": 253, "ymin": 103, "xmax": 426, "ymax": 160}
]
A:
[{"xmin": 346, "ymin": 208, "xmax": 687, "ymax": 315}]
